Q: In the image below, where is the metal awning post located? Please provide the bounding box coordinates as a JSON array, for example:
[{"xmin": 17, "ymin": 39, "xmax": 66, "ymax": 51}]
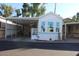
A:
[
  {"xmin": 5, "ymin": 19, "xmax": 7, "ymax": 40},
  {"xmin": 64, "ymin": 24, "xmax": 67, "ymax": 39}
]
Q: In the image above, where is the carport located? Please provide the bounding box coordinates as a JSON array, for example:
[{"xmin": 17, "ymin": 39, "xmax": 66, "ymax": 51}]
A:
[
  {"xmin": 64, "ymin": 22, "xmax": 79, "ymax": 39},
  {"xmin": 6, "ymin": 17, "xmax": 38, "ymax": 39}
]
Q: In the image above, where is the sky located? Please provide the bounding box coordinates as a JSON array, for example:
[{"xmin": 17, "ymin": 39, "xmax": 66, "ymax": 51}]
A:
[
  {"xmin": 3, "ymin": 3, "xmax": 79, "ymax": 18},
  {"xmin": 45, "ymin": 3, "xmax": 79, "ymax": 18}
]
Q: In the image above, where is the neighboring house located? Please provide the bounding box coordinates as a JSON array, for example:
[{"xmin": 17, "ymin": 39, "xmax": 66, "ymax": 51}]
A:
[
  {"xmin": 0, "ymin": 16, "xmax": 5, "ymax": 39},
  {"xmin": 63, "ymin": 13, "xmax": 79, "ymax": 39},
  {"xmin": 63, "ymin": 20, "xmax": 79, "ymax": 39},
  {"xmin": 0, "ymin": 16, "xmax": 19, "ymax": 40}
]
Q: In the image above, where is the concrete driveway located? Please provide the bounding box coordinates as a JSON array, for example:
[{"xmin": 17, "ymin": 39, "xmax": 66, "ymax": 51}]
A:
[{"xmin": 0, "ymin": 48, "xmax": 78, "ymax": 56}]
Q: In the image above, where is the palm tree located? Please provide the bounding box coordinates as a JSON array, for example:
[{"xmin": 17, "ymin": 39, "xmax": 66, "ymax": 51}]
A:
[
  {"xmin": 30, "ymin": 3, "xmax": 45, "ymax": 17},
  {"xmin": 21, "ymin": 3, "xmax": 46, "ymax": 17},
  {"xmin": 0, "ymin": 4, "xmax": 13, "ymax": 17},
  {"xmin": 72, "ymin": 15, "xmax": 76, "ymax": 21},
  {"xmin": 36, "ymin": 5, "xmax": 45, "ymax": 16},
  {"xmin": 15, "ymin": 9, "xmax": 21, "ymax": 17},
  {"xmin": 30, "ymin": 3, "xmax": 40, "ymax": 17},
  {"xmin": 22, "ymin": 3, "xmax": 30, "ymax": 17}
]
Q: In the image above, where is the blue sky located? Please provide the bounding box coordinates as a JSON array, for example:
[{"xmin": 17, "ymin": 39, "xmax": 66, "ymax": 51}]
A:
[
  {"xmin": 45, "ymin": 3, "xmax": 79, "ymax": 18},
  {"xmin": 4, "ymin": 3, "xmax": 79, "ymax": 18}
]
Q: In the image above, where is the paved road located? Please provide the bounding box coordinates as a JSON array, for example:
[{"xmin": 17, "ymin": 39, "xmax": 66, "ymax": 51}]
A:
[
  {"xmin": 0, "ymin": 48, "xmax": 78, "ymax": 56},
  {"xmin": 0, "ymin": 40, "xmax": 79, "ymax": 56},
  {"xmin": 1, "ymin": 40, "xmax": 79, "ymax": 51}
]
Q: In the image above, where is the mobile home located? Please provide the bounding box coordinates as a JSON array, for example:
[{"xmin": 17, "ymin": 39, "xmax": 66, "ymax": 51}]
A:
[
  {"xmin": 31, "ymin": 12, "xmax": 63, "ymax": 41},
  {"xmin": 4, "ymin": 12, "xmax": 63, "ymax": 41}
]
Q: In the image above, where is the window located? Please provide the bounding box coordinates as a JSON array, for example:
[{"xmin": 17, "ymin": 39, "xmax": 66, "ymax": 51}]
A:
[
  {"xmin": 56, "ymin": 28, "xmax": 59, "ymax": 32},
  {"xmin": 56, "ymin": 22, "xmax": 60, "ymax": 32},
  {"xmin": 41, "ymin": 21, "xmax": 45, "ymax": 32},
  {"xmin": 32, "ymin": 28, "xmax": 38, "ymax": 35},
  {"xmin": 48, "ymin": 22, "xmax": 53, "ymax": 32}
]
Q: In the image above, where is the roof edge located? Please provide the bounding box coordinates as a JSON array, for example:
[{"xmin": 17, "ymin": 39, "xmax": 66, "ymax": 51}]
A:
[{"xmin": 6, "ymin": 17, "xmax": 39, "ymax": 20}]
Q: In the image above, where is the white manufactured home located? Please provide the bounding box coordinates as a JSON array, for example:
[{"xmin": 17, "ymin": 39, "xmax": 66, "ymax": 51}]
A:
[
  {"xmin": 0, "ymin": 12, "xmax": 63, "ymax": 41},
  {"xmin": 31, "ymin": 12, "xmax": 63, "ymax": 41}
]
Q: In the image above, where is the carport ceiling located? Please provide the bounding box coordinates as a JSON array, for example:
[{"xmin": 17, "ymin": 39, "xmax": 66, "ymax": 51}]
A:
[{"xmin": 6, "ymin": 17, "xmax": 39, "ymax": 25}]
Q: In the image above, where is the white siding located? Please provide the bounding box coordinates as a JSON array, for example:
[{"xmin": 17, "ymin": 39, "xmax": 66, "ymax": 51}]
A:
[
  {"xmin": 5, "ymin": 23, "xmax": 17, "ymax": 36},
  {"xmin": 38, "ymin": 13, "xmax": 63, "ymax": 40}
]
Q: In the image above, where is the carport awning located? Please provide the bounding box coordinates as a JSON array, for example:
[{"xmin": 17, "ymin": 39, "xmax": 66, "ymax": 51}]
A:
[
  {"xmin": 64, "ymin": 22, "xmax": 79, "ymax": 25},
  {"xmin": 6, "ymin": 17, "xmax": 39, "ymax": 25}
]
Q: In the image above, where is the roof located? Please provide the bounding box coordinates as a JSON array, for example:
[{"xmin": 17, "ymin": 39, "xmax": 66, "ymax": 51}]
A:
[
  {"xmin": 6, "ymin": 12, "xmax": 62, "ymax": 21},
  {"xmin": 0, "ymin": 16, "xmax": 5, "ymax": 19},
  {"xmin": 5, "ymin": 12, "xmax": 63, "ymax": 25},
  {"xmin": 6, "ymin": 17, "xmax": 39, "ymax": 25},
  {"xmin": 6, "ymin": 17, "xmax": 39, "ymax": 20},
  {"xmin": 63, "ymin": 18, "xmax": 79, "ymax": 25},
  {"xmin": 39, "ymin": 12, "xmax": 62, "ymax": 19},
  {"xmin": 0, "ymin": 16, "xmax": 20, "ymax": 26},
  {"xmin": 64, "ymin": 22, "xmax": 79, "ymax": 25}
]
